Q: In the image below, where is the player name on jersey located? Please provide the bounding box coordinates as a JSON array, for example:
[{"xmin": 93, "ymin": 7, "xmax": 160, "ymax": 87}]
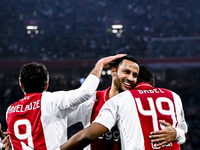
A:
[
  {"xmin": 7, "ymin": 100, "xmax": 41, "ymax": 114},
  {"xmin": 138, "ymin": 88, "xmax": 164, "ymax": 94}
]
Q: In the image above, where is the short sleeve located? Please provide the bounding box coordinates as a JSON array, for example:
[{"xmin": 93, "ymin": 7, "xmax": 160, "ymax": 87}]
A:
[{"xmin": 93, "ymin": 96, "xmax": 119, "ymax": 130}]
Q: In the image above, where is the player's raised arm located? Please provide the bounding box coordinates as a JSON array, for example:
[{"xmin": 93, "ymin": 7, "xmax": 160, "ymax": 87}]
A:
[
  {"xmin": 46, "ymin": 54, "xmax": 127, "ymax": 111},
  {"xmin": 82, "ymin": 54, "xmax": 127, "ymax": 99},
  {"xmin": 62, "ymin": 54, "xmax": 127, "ymax": 108}
]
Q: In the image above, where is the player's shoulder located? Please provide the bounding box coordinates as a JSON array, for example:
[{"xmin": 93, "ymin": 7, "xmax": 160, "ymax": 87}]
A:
[
  {"xmin": 40, "ymin": 91, "xmax": 57, "ymax": 105},
  {"xmin": 96, "ymin": 90, "xmax": 103, "ymax": 97},
  {"xmin": 42, "ymin": 91, "xmax": 51, "ymax": 96},
  {"xmin": 96, "ymin": 88, "xmax": 107, "ymax": 95},
  {"xmin": 110, "ymin": 90, "xmax": 132, "ymax": 103},
  {"xmin": 41, "ymin": 91, "xmax": 65, "ymax": 99},
  {"xmin": 170, "ymin": 90, "xmax": 181, "ymax": 100},
  {"xmin": 103, "ymin": 91, "xmax": 133, "ymax": 110}
]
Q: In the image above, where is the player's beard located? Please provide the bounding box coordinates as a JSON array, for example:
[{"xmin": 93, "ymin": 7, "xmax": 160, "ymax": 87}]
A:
[{"xmin": 113, "ymin": 73, "xmax": 126, "ymax": 93}]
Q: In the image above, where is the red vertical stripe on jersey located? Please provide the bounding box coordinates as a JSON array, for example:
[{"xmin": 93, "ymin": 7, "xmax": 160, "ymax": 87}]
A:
[
  {"xmin": 90, "ymin": 88, "xmax": 121, "ymax": 150},
  {"xmin": 90, "ymin": 91, "xmax": 105, "ymax": 123}
]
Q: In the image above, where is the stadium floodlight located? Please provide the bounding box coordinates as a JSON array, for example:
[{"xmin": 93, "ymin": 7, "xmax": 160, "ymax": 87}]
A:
[
  {"xmin": 26, "ymin": 25, "xmax": 38, "ymax": 30},
  {"xmin": 35, "ymin": 30, "xmax": 39, "ymax": 34},
  {"xmin": 102, "ymin": 70, "xmax": 106, "ymax": 75},
  {"xmin": 106, "ymin": 70, "xmax": 111, "ymax": 75},
  {"xmin": 27, "ymin": 30, "xmax": 31, "ymax": 34},
  {"xmin": 111, "ymin": 24, "xmax": 123, "ymax": 29},
  {"xmin": 119, "ymin": 29, "xmax": 123, "ymax": 33},
  {"xmin": 111, "ymin": 24, "xmax": 123, "ymax": 37},
  {"xmin": 112, "ymin": 29, "xmax": 118, "ymax": 33}
]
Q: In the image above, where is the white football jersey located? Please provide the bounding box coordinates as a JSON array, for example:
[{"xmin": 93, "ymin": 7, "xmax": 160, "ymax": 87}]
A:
[
  {"xmin": 94, "ymin": 83, "xmax": 188, "ymax": 150},
  {"xmin": 68, "ymin": 87, "xmax": 121, "ymax": 150},
  {"xmin": 6, "ymin": 74, "xmax": 99, "ymax": 150}
]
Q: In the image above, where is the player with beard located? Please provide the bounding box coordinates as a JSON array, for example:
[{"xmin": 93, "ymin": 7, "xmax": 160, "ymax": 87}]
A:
[
  {"xmin": 3, "ymin": 54, "xmax": 126, "ymax": 150},
  {"xmin": 67, "ymin": 55, "xmax": 139, "ymax": 150},
  {"xmin": 61, "ymin": 65, "xmax": 187, "ymax": 150}
]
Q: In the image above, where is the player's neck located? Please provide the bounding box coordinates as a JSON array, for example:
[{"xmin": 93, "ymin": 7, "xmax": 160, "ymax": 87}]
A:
[{"xmin": 108, "ymin": 86, "xmax": 120, "ymax": 99}]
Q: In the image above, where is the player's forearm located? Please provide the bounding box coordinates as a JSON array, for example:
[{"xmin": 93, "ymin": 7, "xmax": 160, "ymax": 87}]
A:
[
  {"xmin": 90, "ymin": 60, "xmax": 104, "ymax": 80},
  {"xmin": 60, "ymin": 123, "xmax": 108, "ymax": 150},
  {"xmin": 60, "ymin": 130, "xmax": 95, "ymax": 150},
  {"xmin": 67, "ymin": 74, "xmax": 99, "ymax": 108}
]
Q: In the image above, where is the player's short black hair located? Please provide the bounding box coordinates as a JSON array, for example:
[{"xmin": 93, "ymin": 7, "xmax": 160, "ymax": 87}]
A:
[
  {"xmin": 137, "ymin": 65, "xmax": 154, "ymax": 84},
  {"xmin": 19, "ymin": 62, "xmax": 49, "ymax": 93},
  {"xmin": 109, "ymin": 55, "xmax": 138, "ymax": 68}
]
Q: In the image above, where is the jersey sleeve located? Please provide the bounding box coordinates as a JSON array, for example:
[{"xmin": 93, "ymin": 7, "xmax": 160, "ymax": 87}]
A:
[
  {"xmin": 67, "ymin": 94, "xmax": 96, "ymax": 127},
  {"xmin": 43, "ymin": 74, "xmax": 99, "ymax": 116},
  {"xmin": 92, "ymin": 95, "xmax": 119, "ymax": 131},
  {"xmin": 65, "ymin": 74, "xmax": 99, "ymax": 108},
  {"xmin": 172, "ymin": 91, "xmax": 188, "ymax": 144}
]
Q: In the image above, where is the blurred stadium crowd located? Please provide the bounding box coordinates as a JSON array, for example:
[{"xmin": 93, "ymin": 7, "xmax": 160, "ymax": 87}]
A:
[
  {"xmin": 0, "ymin": 0, "xmax": 200, "ymax": 149},
  {"xmin": 0, "ymin": 0, "xmax": 200, "ymax": 60}
]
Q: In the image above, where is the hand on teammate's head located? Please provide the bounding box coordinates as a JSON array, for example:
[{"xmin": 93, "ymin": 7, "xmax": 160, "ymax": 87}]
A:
[{"xmin": 98, "ymin": 54, "xmax": 127, "ymax": 68}]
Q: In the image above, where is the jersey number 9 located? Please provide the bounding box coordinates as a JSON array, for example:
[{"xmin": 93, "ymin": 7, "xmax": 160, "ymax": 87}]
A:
[{"xmin": 14, "ymin": 119, "xmax": 34, "ymax": 150}]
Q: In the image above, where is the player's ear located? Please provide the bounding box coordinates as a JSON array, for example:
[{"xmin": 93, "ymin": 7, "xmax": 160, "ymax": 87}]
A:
[
  {"xmin": 19, "ymin": 77, "xmax": 23, "ymax": 89},
  {"xmin": 45, "ymin": 81, "xmax": 49, "ymax": 91},
  {"xmin": 111, "ymin": 67, "xmax": 117, "ymax": 77},
  {"xmin": 19, "ymin": 82, "xmax": 26, "ymax": 94},
  {"xmin": 19, "ymin": 82, "xmax": 22, "ymax": 89},
  {"xmin": 150, "ymin": 79, "xmax": 155, "ymax": 87}
]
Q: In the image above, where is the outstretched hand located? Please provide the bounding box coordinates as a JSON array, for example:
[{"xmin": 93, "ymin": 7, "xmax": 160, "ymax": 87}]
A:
[
  {"xmin": 0, "ymin": 123, "xmax": 12, "ymax": 150},
  {"xmin": 91, "ymin": 54, "xmax": 126, "ymax": 79},
  {"xmin": 149, "ymin": 120, "xmax": 176, "ymax": 147},
  {"xmin": 97, "ymin": 54, "xmax": 127, "ymax": 68},
  {"xmin": 3, "ymin": 134, "xmax": 12, "ymax": 150}
]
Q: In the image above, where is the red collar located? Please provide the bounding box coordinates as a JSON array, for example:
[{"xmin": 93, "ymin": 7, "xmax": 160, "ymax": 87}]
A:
[
  {"xmin": 103, "ymin": 87, "xmax": 111, "ymax": 102},
  {"xmin": 135, "ymin": 82, "xmax": 153, "ymax": 89},
  {"xmin": 24, "ymin": 93, "xmax": 41, "ymax": 97}
]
